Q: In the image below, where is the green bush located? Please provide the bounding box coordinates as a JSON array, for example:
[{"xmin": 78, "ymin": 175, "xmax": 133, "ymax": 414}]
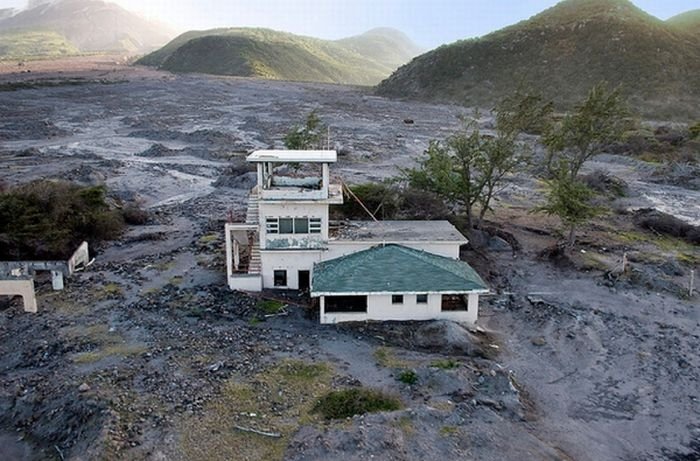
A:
[
  {"xmin": 332, "ymin": 182, "xmax": 449, "ymax": 220},
  {"xmin": 690, "ymin": 121, "xmax": 700, "ymax": 140},
  {"xmin": 397, "ymin": 370, "xmax": 418, "ymax": 385},
  {"xmin": 313, "ymin": 388, "xmax": 402, "ymax": 419},
  {"xmin": 0, "ymin": 180, "xmax": 124, "ymax": 260},
  {"xmin": 430, "ymin": 359, "xmax": 459, "ymax": 370}
]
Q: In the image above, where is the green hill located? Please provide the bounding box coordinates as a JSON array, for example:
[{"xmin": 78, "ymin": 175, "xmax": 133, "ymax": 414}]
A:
[
  {"xmin": 137, "ymin": 27, "xmax": 422, "ymax": 86},
  {"xmin": 376, "ymin": 0, "xmax": 700, "ymax": 119},
  {"xmin": 667, "ymin": 9, "xmax": 700, "ymax": 36},
  {"xmin": 0, "ymin": 29, "xmax": 79, "ymax": 59}
]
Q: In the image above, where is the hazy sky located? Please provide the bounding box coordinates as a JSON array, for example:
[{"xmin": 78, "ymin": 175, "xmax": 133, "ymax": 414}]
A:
[{"xmin": 2, "ymin": 0, "xmax": 699, "ymax": 48}]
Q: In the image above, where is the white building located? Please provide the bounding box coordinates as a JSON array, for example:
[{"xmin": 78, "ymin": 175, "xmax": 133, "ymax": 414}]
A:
[{"xmin": 225, "ymin": 150, "xmax": 488, "ymax": 324}]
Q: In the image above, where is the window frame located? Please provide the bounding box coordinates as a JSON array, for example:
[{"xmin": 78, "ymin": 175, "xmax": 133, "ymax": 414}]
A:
[
  {"xmin": 391, "ymin": 294, "xmax": 404, "ymax": 305},
  {"xmin": 416, "ymin": 294, "xmax": 428, "ymax": 304},
  {"xmin": 273, "ymin": 270, "xmax": 287, "ymax": 287}
]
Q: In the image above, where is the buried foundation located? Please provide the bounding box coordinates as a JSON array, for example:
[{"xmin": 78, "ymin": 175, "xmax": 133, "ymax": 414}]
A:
[{"xmin": 0, "ymin": 242, "xmax": 90, "ymax": 313}]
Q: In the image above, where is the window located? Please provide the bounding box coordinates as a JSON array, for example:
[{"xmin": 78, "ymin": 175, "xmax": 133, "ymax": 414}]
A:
[
  {"xmin": 417, "ymin": 294, "xmax": 428, "ymax": 304},
  {"xmin": 294, "ymin": 218, "xmax": 309, "ymax": 234},
  {"xmin": 273, "ymin": 270, "xmax": 287, "ymax": 287},
  {"xmin": 269, "ymin": 217, "xmax": 318, "ymax": 234},
  {"xmin": 309, "ymin": 218, "xmax": 322, "ymax": 234},
  {"xmin": 441, "ymin": 295, "xmax": 468, "ymax": 311},
  {"xmin": 391, "ymin": 294, "xmax": 404, "ymax": 304},
  {"xmin": 279, "ymin": 218, "xmax": 294, "ymax": 234},
  {"xmin": 266, "ymin": 218, "xmax": 279, "ymax": 234},
  {"xmin": 325, "ymin": 295, "xmax": 367, "ymax": 313}
]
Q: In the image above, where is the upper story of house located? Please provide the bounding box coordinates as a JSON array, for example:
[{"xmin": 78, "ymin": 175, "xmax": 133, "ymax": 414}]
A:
[
  {"xmin": 248, "ymin": 150, "xmax": 343, "ymax": 203},
  {"xmin": 247, "ymin": 150, "xmax": 343, "ymax": 250}
]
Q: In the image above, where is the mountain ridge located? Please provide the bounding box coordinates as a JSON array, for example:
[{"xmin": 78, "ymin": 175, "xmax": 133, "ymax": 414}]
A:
[
  {"xmin": 137, "ymin": 27, "xmax": 422, "ymax": 86},
  {"xmin": 376, "ymin": 0, "xmax": 700, "ymax": 119},
  {"xmin": 0, "ymin": 0, "xmax": 175, "ymax": 55}
]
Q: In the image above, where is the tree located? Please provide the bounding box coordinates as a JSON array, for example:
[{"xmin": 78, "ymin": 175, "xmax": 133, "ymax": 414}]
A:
[
  {"xmin": 536, "ymin": 83, "xmax": 630, "ymax": 248},
  {"xmin": 284, "ymin": 110, "xmax": 327, "ymax": 150},
  {"xmin": 534, "ymin": 166, "xmax": 601, "ymax": 248},
  {"xmin": 543, "ymin": 83, "xmax": 630, "ymax": 179},
  {"xmin": 404, "ymin": 92, "xmax": 550, "ymax": 231}
]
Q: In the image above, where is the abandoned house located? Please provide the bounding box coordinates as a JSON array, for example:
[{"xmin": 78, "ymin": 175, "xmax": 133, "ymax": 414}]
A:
[{"xmin": 224, "ymin": 150, "xmax": 488, "ymax": 324}]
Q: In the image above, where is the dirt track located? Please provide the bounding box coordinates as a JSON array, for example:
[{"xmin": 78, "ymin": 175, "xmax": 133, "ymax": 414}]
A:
[{"xmin": 0, "ymin": 62, "xmax": 698, "ymax": 460}]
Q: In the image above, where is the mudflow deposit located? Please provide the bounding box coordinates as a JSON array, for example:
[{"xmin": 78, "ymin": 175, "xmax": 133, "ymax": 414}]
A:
[{"xmin": 0, "ymin": 59, "xmax": 698, "ymax": 461}]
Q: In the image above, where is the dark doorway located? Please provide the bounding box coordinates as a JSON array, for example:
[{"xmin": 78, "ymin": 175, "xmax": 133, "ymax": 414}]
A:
[{"xmin": 298, "ymin": 270, "xmax": 310, "ymax": 292}]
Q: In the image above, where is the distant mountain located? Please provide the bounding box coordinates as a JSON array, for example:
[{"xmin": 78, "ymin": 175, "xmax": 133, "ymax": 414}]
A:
[
  {"xmin": 137, "ymin": 27, "xmax": 422, "ymax": 86},
  {"xmin": 0, "ymin": 0, "xmax": 175, "ymax": 57},
  {"xmin": 377, "ymin": 0, "xmax": 700, "ymax": 119}
]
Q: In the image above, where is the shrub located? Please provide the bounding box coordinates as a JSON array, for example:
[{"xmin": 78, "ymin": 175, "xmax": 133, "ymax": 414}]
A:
[
  {"xmin": 430, "ymin": 359, "xmax": 459, "ymax": 370},
  {"xmin": 397, "ymin": 370, "xmax": 418, "ymax": 385},
  {"xmin": 690, "ymin": 121, "xmax": 700, "ymax": 140},
  {"xmin": 0, "ymin": 180, "xmax": 124, "ymax": 260},
  {"xmin": 313, "ymin": 388, "xmax": 402, "ymax": 419},
  {"xmin": 122, "ymin": 205, "xmax": 149, "ymax": 225},
  {"xmin": 333, "ymin": 182, "xmax": 401, "ymax": 220}
]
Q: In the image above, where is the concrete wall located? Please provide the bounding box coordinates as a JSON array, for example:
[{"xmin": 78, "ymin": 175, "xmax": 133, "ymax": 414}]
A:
[
  {"xmin": 260, "ymin": 250, "xmax": 324, "ymax": 289},
  {"xmin": 228, "ymin": 275, "xmax": 263, "ymax": 292},
  {"xmin": 258, "ymin": 202, "xmax": 329, "ymax": 249},
  {"xmin": 0, "ymin": 279, "xmax": 37, "ymax": 313},
  {"xmin": 319, "ymin": 292, "xmax": 479, "ymax": 324}
]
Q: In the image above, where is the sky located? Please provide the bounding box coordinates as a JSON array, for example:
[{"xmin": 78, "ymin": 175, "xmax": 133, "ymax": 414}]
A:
[{"xmin": 2, "ymin": 0, "xmax": 698, "ymax": 48}]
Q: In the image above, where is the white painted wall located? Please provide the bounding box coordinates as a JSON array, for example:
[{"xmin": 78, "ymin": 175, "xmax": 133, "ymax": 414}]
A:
[
  {"xmin": 260, "ymin": 250, "xmax": 325, "ymax": 289},
  {"xmin": 259, "ymin": 201, "xmax": 329, "ymax": 249},
  {"xmin": 319, "ymin": 292, "xmax": 479, "ymax": 324},
  {"xmin": 228, "ymin": 275, "xmax": 263, "ymax": 292},
  {"xmin": 0, "ymin": 279, "xmax": 37, "ymax": 313}
]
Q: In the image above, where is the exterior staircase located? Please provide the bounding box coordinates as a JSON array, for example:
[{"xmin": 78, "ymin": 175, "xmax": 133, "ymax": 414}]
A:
[
  {"xmin": 248, "ymin": 241, "xmax": 261, "ymax": 274},
  {"xmin": 246, "ymin": 195, "xmax": 259, "ymax": 225}
]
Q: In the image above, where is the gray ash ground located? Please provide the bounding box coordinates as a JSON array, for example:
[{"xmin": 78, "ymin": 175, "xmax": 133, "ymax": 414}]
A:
[{"xmin": 0, "ymin": 64, "xmax": 698, "ymax": 460}]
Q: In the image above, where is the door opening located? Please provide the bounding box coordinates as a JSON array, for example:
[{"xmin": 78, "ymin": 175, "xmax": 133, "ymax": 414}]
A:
[{"xmin": 298, "ymin": 270, "xmax": 310, "ymax": 292}]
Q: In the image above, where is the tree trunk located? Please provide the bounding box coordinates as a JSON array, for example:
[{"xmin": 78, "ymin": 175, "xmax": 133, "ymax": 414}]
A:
[{"xmin": 567, "ymin": 224, "xmax": 576, "ymax": 249}]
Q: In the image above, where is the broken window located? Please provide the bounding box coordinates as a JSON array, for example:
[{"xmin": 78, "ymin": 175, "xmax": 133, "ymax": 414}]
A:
[
  {"xmin": 273, "ymin": 270, "xmax": 287, "ymax": 287},
  {"xmin": 441, "ymin": 294, "xmax": 468, "ymax": 311},
  {"xmin": 309, "ymin": 217, "xmax": 322, "ymax": 234},
  {"xmin": 416, "ymin": 294, "xmax": 428, "ymax": 304},
  {"xmin": 325, "ymin": 295, "xmax": 367, "ymax": 313},
  {"xmin": 266, "ymin": 218, "xmax": 279, "ymax": 234},
  {"xmin": 391, "ymin": 294, "xmax": 404, "ymax": 304}
]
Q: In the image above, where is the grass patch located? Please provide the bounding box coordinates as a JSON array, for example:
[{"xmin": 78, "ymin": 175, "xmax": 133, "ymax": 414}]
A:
[
  {"xmin": 392, "ymin": 416, "xmax": 415, "ymax": 436},
  {"xmin": 73, "ymin": 344, "xmax": 147, "ymax": 364},
  {"xmin": 96, "ymin": 283, "xmax": 123, "ymax": 300},
  {"xmin": 168, "ymin": 275, "xmax": 184, "ymax": 286},
  {"xmin": 439, "ymin": 425, "xmax": 460, "ymax": 437},
  {"xmin": 313, "ymin": 388, "xmax": 402, "ymax": 420},
  {"xmin": 257, "ymin": 299, "xmax": 285, "ymax": 315},
  {"xmin": 397, "ymin": 370, "xmax": 418, "ymax": 385},
  {"xmin": 198, "ymin": 233, "xmax": 219, "ymax": 244},
  {"xmin": 430, "ymin": 359, "xmax": 459, "ymax": 370},
  {"xmin": 373, "ymin": 346, "xmax": 410, "ymax": 368},
  {"xmin": 178, "ymin": 359, "xmax": 333, "ymax": 461}
]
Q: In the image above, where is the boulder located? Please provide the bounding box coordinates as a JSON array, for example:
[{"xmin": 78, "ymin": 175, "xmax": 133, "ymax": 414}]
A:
[{"xmin": 414, "ymin": 320, "xmax": 484, "ymax": 357}]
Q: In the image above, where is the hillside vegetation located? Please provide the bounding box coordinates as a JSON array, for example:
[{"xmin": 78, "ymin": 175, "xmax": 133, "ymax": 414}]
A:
[
  {"xmin": 0, "ymin": 29, "xmax": 78, "ymax": 59},
  {"xmin": 137, "ymin": 27, "xmax": 422, "ymax": 86},
  {"xmin": 0, "ymin": 0, "xmax": 174, "ymax": 57},
  {"xmin": 377, "ymin": 0, "xmax": 700, "ymax": 119}
]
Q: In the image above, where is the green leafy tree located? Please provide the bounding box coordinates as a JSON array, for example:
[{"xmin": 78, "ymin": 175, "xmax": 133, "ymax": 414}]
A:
[
  {"xmin": 536, "ymin": 83, "xmax": 630, "ymax": 248},
  {"xmin": 534, "ymin": 167, "xmax": 601, "ymax": 248},
  {"xmin": 543, "ymin": 83, "xmax": 630, "ymax": 178},
  {"xmin": 284, "ymin": 110, "xmax": 326, "ymax": 150},
  {"xmin": 404, "ymin": 92, "xmax": 549, "ymax": 231}
]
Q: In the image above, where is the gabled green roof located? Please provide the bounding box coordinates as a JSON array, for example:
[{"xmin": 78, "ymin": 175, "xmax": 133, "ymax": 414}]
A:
[{"xmin": 311, "ymin": 244, "xmax": 488, "ymax": 295}]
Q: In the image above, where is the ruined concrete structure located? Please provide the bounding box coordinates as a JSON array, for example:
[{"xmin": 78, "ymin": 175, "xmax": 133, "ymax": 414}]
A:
[
  {"xmin": 225, "ymin": 150, "xmax": 487, "ymax": 324},
  {"xmin": 0, "ymin": 242, "xmax": 89, "ymax": 312}
]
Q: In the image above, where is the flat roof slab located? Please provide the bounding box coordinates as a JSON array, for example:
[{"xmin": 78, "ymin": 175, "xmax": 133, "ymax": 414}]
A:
[
  {"xmin": 331, "ymin": 220, "xmax": 469, "ymax": 243},
  {"xmin": 247, "ymin": 150, "xmax": 337, "ymax": 163}
]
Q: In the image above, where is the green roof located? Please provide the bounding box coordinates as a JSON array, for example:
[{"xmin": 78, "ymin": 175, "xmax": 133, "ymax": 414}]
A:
[{"xmin": 311, "ymin": 244, "xmax": 488, "ymax": 295}]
